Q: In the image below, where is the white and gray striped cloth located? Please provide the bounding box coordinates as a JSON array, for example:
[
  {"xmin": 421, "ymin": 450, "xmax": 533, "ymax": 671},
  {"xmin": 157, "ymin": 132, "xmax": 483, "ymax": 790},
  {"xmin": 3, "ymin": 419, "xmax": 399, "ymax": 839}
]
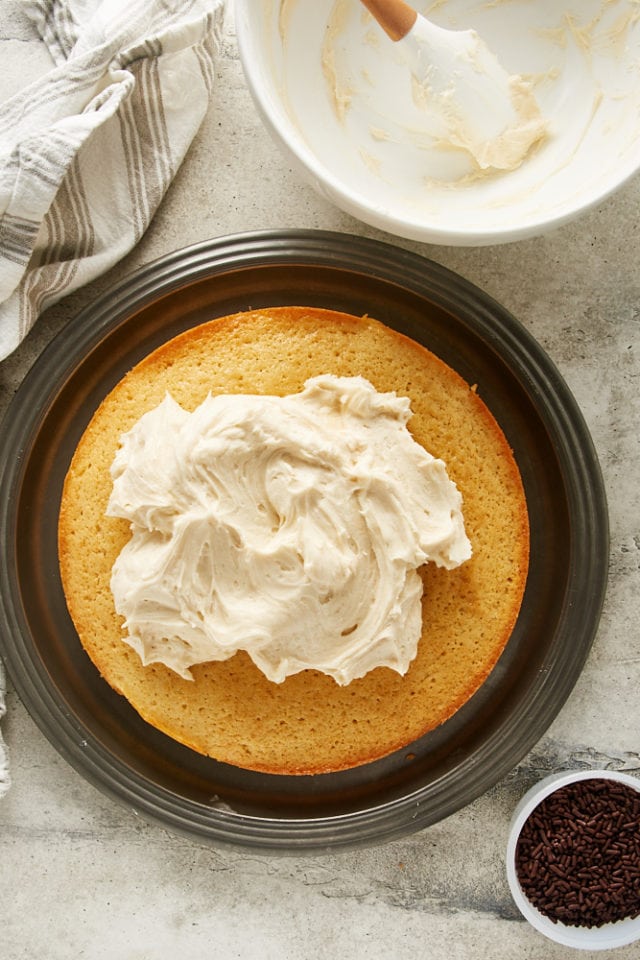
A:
[{"xmin": 0, "ymin": 0, "xmax": 225, "ymax": 362}]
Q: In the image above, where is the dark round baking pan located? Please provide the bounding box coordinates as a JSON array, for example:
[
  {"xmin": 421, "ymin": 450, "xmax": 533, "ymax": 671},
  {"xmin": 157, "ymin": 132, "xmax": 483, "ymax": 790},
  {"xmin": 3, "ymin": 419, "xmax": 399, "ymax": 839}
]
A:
[{"xmin": 0, "ymin": 230, "xmax": 608, "ymax": 852}]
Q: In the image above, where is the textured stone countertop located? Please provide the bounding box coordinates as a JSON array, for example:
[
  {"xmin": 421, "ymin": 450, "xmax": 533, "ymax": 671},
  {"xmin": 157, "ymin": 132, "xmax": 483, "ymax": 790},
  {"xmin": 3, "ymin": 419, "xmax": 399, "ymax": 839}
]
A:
[{"xmin": 1, "ymin": 3, "xmax": 639, "ymax": 958}]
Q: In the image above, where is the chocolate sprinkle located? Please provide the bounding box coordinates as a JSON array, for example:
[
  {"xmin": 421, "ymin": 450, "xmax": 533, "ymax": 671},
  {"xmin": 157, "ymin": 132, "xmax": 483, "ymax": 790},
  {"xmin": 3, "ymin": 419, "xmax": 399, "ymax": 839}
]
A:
[{"xmin": 515, "ymin": 778, "xmax": 640, "ymax": 928}]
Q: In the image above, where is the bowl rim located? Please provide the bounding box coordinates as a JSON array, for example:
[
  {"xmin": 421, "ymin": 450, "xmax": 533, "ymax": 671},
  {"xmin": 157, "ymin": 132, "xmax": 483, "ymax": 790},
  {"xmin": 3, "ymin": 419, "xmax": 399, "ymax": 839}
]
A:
[
  {"xmin": 235, "ymin": 0, "xmax": 640, "ymax": 246},
  {"xmin": 506, "ymin": 769, "xmax": 640, "ymax": 950}
]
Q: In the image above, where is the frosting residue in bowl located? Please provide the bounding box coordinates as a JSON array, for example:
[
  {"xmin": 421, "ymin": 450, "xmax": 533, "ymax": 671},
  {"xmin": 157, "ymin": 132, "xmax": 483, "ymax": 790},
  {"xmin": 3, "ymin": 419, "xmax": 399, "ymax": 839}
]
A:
[{"xmin": 267, "ymin": 0, "xmax": 640, "ymax": 237}]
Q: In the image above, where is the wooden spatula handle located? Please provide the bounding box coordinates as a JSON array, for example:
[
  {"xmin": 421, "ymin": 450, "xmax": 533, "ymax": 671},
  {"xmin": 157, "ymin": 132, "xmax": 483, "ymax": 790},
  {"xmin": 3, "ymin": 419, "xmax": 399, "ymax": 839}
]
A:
[{"xmin": 359, "ymin": 0, "xmax": 418, "ymax": 42}]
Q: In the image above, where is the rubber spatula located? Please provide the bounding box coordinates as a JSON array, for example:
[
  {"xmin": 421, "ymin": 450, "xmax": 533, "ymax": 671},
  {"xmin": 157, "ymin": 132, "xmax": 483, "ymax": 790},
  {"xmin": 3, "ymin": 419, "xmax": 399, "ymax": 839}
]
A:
[{"xmin": 358, "ymin": 0, "xmax": 546, "ymax": 170}]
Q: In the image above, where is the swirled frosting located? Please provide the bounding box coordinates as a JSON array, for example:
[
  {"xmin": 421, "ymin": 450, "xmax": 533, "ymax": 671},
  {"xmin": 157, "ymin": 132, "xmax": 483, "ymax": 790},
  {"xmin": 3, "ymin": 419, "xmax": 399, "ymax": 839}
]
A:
[{"xmin": 106, "ymin": 375, "xmax": 471, "ymax": 684}]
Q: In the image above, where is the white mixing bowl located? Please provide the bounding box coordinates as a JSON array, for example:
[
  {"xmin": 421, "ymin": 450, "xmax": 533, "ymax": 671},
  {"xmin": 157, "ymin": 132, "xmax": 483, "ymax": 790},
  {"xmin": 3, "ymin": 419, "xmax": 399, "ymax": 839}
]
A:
[{"xmin": 236, "ymin": 0, "xmax": 640, "ymax": 246}]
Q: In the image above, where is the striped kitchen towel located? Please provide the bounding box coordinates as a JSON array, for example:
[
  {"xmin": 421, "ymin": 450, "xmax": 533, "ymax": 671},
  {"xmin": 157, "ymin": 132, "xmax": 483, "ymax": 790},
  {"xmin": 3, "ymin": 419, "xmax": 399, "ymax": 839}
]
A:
[{"xmin": 0, "ymin": 0, "xmax": 225, "ymax": 362}]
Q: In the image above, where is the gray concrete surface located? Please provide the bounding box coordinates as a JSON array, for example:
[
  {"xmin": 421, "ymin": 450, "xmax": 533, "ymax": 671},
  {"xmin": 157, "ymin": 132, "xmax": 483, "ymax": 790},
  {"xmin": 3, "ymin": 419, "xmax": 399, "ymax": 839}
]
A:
[{"xmin": 1, "ymin": 3, "xmax": 639, "ymax": 958}]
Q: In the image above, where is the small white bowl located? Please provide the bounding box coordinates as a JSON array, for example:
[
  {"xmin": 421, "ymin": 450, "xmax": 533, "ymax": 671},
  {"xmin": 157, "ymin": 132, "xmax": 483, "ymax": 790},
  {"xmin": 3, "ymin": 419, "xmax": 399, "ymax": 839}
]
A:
[
  {"xmin": 506, "ymin": 769, "xmax": 640, "ymax": 950},
  {"xmin": 236, "ymin": 0, "xmax": 640, "ymax": 246}
]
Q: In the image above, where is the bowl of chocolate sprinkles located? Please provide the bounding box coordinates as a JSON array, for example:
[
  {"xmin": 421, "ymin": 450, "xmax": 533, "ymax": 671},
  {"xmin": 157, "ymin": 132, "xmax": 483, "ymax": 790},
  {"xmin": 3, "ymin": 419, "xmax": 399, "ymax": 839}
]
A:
[{"xmin": 506, "ymin": 770, "xmax": 640, "ymax": 949}]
